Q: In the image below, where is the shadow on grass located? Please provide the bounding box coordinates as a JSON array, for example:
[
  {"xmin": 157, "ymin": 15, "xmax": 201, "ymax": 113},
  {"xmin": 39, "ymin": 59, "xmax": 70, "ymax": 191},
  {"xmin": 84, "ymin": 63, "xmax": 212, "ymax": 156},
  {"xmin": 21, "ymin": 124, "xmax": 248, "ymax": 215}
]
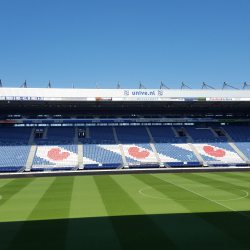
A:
[{"xmin": 1, "ymin": 211, "xmax": 250, "ymax": 250}]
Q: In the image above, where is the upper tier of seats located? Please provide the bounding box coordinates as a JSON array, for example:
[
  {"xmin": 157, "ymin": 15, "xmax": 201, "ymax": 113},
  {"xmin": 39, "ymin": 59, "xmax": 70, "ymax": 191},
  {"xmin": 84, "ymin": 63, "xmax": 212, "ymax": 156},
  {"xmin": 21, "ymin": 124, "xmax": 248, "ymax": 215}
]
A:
[
  {"xmin": 223, "ymin": 126, "xmax": 250, "ymax": 142},
  {"xmin": 78, "ymin": 126, "xmax": 115, "ymax": 144},
  {"xmin": 34, "ymin": 127, "xmax": 75, "ymax": 145},
  {"xmin": 0, "ymin": 125, "xmax": 249, "ymax": 146},
  {"xmin": 0, "ymin": 127, "xmax": 32, "ymax": 145},
  {"xmin": 116, "ymin": 126, "xmax": 151, "ymax": 143},
  {"xmin": 184, "ymin": 127, "xmax": 227, "ymax": 142},
  {"xmin": 149, "ymin": 126, "xmax": 187, "ymax": 143}
]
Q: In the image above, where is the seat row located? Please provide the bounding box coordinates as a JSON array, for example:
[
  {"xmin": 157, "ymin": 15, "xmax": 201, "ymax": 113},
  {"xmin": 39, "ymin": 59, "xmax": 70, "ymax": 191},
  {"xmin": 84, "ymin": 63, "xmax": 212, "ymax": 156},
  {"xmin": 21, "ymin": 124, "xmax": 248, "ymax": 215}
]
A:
[
  {"xmin": 2, "ymin": 125, "xmax": 250, "ymax": 146},
  {"xmin": 0, "ymin": 142, "xmax": 248, "ymax": 170}
]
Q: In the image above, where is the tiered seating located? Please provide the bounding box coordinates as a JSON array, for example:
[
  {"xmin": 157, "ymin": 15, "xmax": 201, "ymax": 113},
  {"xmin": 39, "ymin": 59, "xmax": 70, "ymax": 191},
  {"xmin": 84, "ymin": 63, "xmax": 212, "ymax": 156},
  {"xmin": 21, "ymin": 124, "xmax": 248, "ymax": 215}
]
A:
[
  {"xmin": 116, "ymin": 126, "xmax": 151, "ymax": 143},
  {"xmin": 154, "ymin": 143, "xmax": 200, "ymax": 167},
  {"xmin": 185, "ymin": 127, "xmax": 227, "ymax": 142},
  {"xmin": 0, "ymin": 127, "xmax": 32, "ymax": 145},
  {"xmin": 192, "ymin": 142, "xmax": 246, "ymax": 166},
  {"xmin": 234, "ymin": 142, "xmax": 250, "ymax": 161},
  {"xmin": 223, "ymin": 126, "xmax": 250, "ymax": 142},
  {"xmin": 32, "ymin": 145, "xmax": 78, "ymax": 170},
  {"xmin": 0, "ymin": 125, "xmax": 250, "ymax": 172},
  {"xmin": 149, "ymin": 126, "xmax": 187, "ymax": 143},
  {"xmin": 122, "ymin": 143, "xmax": 158, "ymax": 165},
  {"xmin": 0, "ymin": 146, "xmax": 31, "ymax": 171},
  {"xmin": 82, "ymin": 145, "xmax": 123, "ymax": 167},
  {"xmin": 78, "ymin": 126, "xmax": 115, "ymax": 144},
  {"xmin": 34, "ymin": 127, "xmax": 75, "ymax": 145}
]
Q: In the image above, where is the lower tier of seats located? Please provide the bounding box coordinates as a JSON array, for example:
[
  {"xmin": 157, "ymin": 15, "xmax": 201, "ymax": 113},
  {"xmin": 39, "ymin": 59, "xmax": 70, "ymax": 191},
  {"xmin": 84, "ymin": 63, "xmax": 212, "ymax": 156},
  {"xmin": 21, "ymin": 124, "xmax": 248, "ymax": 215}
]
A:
[{"xmin": 0, "ymin": 142, "xmax": 248, "ymax": 172}]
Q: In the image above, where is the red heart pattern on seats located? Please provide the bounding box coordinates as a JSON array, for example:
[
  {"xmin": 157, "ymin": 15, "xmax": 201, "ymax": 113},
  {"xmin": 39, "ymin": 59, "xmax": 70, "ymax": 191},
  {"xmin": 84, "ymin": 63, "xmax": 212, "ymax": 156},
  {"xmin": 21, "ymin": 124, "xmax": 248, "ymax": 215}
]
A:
[
  {"xmin": 47, "ymin": 148, "xmax": 70, "ymax": 161},
  {"xmin": 128, "ymin": 147, "xmax": 150, "ymax": 159},
  {"xmin": 203, "ymin": 146, "xmax": 226, "ymax": 157}
]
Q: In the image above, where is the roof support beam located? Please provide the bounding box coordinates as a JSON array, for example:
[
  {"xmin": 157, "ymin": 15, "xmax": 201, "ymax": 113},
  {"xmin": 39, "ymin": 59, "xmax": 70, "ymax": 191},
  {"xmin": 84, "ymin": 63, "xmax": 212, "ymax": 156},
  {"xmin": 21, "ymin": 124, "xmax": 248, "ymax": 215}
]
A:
[
  {"xmin": 243, "ymin": 82, "xmax": 250, "ymax": 89},
  {"xmin": 202, "ymin": 82, "xmax": 216, "ymax": 89},
  {"xmin": 117, "ymin": 82, "xmax": 122, "ymax": 89},
  {"xmin": 20, "ymin": 80, "xmax": 27, "ymax": 88},
  {"xmin": 160, "ymin": 82, "xmax": 170, "ymax": 89},
  {"xmin": 222, "ymin": 82, "xmax": 239, "ymax": 90},
  {"xmin": 139, "ymin": 82, "xmax": 147, "ymax": 89},
  {"xmin": 46, "ymin": 81, "xmax": 51, "ymax": 88},
  {"xmin": 181, "ymin": 82, "xmax": 192, "ymax": 89}
]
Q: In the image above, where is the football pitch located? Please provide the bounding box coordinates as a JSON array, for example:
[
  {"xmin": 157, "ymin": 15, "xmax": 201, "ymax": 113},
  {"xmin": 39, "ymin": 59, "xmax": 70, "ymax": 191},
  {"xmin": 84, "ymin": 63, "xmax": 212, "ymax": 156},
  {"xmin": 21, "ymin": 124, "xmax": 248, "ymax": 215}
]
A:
[{"xmin": 1, "ymin": 172, "xmax": 250, "ymax": 250}]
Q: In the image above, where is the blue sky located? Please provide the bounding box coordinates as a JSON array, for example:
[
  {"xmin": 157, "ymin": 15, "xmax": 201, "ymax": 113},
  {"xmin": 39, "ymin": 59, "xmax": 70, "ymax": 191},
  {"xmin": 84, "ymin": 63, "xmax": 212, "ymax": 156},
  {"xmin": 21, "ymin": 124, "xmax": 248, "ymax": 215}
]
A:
[{"xmin": 0, "ymin": 0, "xmax": 249, "ymax": 89}]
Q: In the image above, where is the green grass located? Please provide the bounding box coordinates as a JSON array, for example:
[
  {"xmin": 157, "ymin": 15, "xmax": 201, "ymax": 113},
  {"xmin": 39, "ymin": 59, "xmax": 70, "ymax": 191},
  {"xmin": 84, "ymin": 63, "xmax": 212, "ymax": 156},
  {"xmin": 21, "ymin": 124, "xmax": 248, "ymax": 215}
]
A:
[{"xmin": 1, "ymin": 172, "xmax": 250, "ymax": 249}]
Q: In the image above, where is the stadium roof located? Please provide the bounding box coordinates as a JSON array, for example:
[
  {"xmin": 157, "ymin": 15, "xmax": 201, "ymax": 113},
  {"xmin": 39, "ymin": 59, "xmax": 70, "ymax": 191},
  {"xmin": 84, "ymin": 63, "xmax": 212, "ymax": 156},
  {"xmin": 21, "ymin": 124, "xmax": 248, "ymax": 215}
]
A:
[
  {"xmin": 0, "ymin": 86, "xmax": 250, "ymax": 116},
  {"xmin": 1, "ymin": 87, "xmax": 250, "ymax": 101}
]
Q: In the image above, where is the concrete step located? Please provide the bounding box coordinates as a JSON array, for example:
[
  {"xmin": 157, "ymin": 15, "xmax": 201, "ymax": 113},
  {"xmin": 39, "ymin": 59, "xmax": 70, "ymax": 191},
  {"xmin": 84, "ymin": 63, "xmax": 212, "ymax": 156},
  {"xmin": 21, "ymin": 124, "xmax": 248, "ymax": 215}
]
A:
[
  {"xmin": 42, "ymin": 127, "xmax": 48, "ymax": 139},
  {"xmin": 209, "ymin": 127, "xmax": 218, "ymax": 137},
  {"xmin": 85, "ymin": 127, "xmax": 90, "ymax": 138},
  {"xmin": 146, "ymin": 126, "xmax": 155, "ymax": 143},
  {"xmin": 220, "ymin": 127, "xmax": 233, "ymax": 142},
  {"xmin": 112, "ymin": 127, "xmax": 119, "ymax": 144},
  {"xmin": 28, "ymin": 127, "xmax": 36, "ymax": 145},
  {"xmin": 188, "ymin": 143, "xmax": 204, "ymax": 165},
  {"xmin": 26, "ymin": 145, "xmax": 37, "ymax": 168},
  {"xmin": 150, "ymin": 143, "xmax": 161, "ymax": 163},
  {"xmin": 116, "ymin": 164, "xmax": 124, "ymax": 169},
  {"xmin": 71, "ymin": 166, "xmax": 79, "ymax": 171},
  {"xmin": 18, "ymin": 166, "xmax": 26, "ymax": 173},
  {"xmin": 171, "ymin": 127, "xmax": 179, "ymax": 137},
  {"xmin": 74, "ymin": 127, "xmax": 78, "ymax": 144},
  {"xmin": 78, "ymin": 144, "xmax": 83, "ymax": 165},
  {"xmin": 228, "ymin": 142, "xmax": 250, "ymax": 164},
  {"xmin": 119, "ymin": 144, "xmax": 127, "ymax": 164},
  {"xmin": 182, "ymin": 127, "xmax": 194, "ymax": 143}
]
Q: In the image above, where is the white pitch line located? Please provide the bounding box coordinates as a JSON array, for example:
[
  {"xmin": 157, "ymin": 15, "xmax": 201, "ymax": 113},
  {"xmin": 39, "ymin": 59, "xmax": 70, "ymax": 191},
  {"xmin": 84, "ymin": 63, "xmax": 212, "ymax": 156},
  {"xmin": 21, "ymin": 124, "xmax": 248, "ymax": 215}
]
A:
[
  {"xmin": 0, "ymin": 185, "xmax": 4, "ymax": 200},
  {"xmin": 151, "ymin": 174, "xmax": 250, "ymax": 220},
  {"xmin": 139, "ymin": 185, "xmax": 248, "ymax": 202}
]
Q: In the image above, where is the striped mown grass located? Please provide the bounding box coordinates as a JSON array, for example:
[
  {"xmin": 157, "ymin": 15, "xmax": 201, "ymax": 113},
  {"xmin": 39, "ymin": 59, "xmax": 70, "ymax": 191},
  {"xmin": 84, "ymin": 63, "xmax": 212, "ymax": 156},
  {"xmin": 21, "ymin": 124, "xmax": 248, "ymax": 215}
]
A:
[{"xmin": 0, "ymin": 172, "xmax": 250, "ymax": 249}]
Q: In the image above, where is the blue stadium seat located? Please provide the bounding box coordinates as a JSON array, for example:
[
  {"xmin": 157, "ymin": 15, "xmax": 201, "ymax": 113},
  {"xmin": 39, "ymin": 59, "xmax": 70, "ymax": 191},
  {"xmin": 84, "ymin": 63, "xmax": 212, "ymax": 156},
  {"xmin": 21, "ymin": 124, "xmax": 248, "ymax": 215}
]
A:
[
  {"xmin": 116, "ymin": 126, "xmax": 151, "ymax": 143},
  {"xmin": 0, "ymin": 127, "xmax": 32, "ymax": 145},
  {"xmin": 34, "ymin": 127, "xmax": 75, "ymax": 145},
  {"xmin": 0, "ymin": 146, "xmax": 31, "ymax": 171},
  {"xmin": 149, "ymin": 126, "xmax": 187, "ymax": 143},
  {"xmin": 184, "ymin": 127, "xmax": 227, "ymax": 142}
]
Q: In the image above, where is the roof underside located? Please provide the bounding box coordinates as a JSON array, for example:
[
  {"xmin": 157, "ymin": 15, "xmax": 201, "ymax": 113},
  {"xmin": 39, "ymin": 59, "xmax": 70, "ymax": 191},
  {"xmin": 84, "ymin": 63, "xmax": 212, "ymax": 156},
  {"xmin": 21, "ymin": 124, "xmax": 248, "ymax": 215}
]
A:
[
  {"xmin": 1, "ymin": 87, "xmax": 250, "ymax": 116},
  {"xmin": 1, "ymin": 100, "xmax": 250, "ymax": 115}
]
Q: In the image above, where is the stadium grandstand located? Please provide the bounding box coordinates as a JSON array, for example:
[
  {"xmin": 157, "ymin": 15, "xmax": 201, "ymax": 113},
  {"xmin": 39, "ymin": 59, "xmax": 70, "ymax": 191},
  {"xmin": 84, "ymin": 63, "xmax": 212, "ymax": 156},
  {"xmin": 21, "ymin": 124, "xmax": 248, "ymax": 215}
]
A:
[{"xmin": 1, "ymin": 81, "xmax": 250, "ymax": 174}]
